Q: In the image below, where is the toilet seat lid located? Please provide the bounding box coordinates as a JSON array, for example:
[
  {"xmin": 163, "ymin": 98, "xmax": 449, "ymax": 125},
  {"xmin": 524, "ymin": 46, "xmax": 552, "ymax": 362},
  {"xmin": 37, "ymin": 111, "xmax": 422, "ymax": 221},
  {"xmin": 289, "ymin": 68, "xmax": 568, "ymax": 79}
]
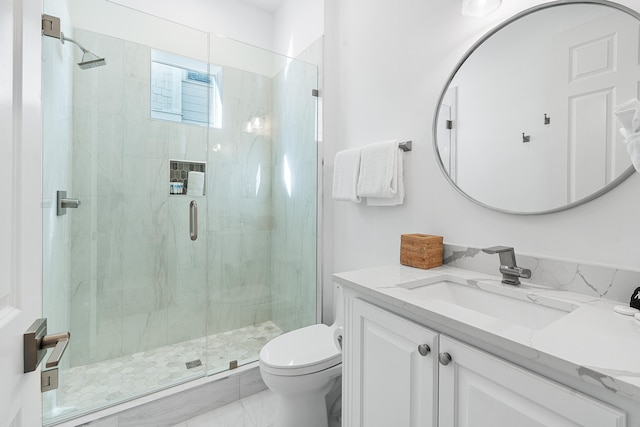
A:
[{"xmin": 260, "ymin": 324, "xmax": 341, "ymax": 375}]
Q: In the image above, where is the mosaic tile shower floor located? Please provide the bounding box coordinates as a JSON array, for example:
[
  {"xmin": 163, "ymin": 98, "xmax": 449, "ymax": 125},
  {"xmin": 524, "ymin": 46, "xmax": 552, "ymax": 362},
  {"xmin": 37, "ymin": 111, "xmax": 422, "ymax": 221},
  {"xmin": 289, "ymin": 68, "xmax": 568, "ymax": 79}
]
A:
[{"xmin": 43, "ymin": 321, "xmax": 282, "ymax": 423}]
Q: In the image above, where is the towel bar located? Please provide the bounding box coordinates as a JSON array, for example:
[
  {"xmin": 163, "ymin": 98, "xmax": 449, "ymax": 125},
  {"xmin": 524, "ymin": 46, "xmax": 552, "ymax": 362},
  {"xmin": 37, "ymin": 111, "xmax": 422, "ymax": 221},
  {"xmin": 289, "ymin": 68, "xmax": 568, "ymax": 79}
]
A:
[{"xmin": 399, "ymin": 141, "xmax": 412, "ymax": 152}]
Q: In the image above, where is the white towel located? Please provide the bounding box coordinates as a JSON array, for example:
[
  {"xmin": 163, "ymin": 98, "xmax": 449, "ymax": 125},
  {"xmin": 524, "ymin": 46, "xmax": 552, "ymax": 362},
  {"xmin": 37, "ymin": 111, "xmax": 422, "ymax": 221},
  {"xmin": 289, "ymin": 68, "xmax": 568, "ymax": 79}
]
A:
[
  {"xmin": 367, "ymin": 149, "xmax": 404, "ymax": 206},
  {"xmin": 624, "ymin": 133, "xmax": 640, "ymax": 173},
  {"xmin": 615, "ymin": 99, "xmax": 640, "ymax": 173},
  {"xmin": 332, "ymin": 147, "xmax": 362, "ymax": 202},
  {"xmin": 187, "ymin": 171, "xmax": 205, "ymax": 196},
  {"xmin": 357, "ymin": 140, "xmax": 400, "ymax": 199},
  {"xmin": 615, "ymin": 99, "xmax": 640, "ymax": 136}
]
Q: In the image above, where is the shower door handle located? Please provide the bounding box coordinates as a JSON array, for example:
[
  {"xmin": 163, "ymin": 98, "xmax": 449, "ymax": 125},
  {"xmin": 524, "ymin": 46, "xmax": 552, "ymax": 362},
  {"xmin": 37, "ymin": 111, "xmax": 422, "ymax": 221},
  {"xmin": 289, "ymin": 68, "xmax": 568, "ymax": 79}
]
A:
[
  {"xmin": 57, "ymin": 190, "xmax": 81, "ymax": 216},
  {"xmin": 42, "ymin": 333, "xmax": 70, "ymax": 368},
  {"xmin": 23, "ymin": 318, "xmax": 71, "ymax": 372},
  {"xmin": 190, "ymin": 200, "xmax": 198, "ymax": 241}
]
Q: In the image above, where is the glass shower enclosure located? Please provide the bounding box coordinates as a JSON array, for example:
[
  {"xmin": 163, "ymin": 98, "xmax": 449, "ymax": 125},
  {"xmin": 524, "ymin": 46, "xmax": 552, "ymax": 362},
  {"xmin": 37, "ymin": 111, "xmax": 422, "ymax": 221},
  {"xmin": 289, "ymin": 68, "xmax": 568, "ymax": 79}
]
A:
[{"xmin": 41, "ymin": 0, "xmax": 319, "ymax": 424}]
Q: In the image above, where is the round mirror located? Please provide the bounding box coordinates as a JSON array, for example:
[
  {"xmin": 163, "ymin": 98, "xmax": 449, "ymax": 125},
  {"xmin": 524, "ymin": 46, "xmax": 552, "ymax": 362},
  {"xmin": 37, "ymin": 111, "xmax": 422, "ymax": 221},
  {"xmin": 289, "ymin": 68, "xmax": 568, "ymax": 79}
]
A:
[{"xmin": 434, "ymin": 1, "xmax": 639, "ymax": 214}]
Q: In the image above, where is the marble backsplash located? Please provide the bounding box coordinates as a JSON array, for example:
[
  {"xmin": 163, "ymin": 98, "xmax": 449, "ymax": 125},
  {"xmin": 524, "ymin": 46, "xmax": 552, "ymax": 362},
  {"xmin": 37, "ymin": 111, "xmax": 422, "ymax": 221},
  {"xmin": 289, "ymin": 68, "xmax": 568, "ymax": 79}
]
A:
[{"xmin": 443, "ymin": 244, "xmax": 640, "ymax": 304}]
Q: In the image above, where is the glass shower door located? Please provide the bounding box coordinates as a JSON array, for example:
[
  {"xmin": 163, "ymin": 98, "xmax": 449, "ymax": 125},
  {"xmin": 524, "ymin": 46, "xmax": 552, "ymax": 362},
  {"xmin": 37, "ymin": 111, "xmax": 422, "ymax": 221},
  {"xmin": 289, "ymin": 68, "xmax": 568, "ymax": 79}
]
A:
[
  {"xmin": 42, "ymin": 0, "xmax": 322, "ymax": 424},
  {"xmin": 41, "ymin": 0, "xmax": 210, "ymax": 423}
]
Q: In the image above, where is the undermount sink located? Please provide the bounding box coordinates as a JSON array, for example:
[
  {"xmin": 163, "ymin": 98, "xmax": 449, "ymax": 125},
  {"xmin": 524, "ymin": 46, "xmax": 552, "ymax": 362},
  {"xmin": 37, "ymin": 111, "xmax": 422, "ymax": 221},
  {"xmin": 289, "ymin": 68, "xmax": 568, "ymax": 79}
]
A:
[{"xmin": 398, "ymin": 274, "xmax": 576, "ymax": 330}]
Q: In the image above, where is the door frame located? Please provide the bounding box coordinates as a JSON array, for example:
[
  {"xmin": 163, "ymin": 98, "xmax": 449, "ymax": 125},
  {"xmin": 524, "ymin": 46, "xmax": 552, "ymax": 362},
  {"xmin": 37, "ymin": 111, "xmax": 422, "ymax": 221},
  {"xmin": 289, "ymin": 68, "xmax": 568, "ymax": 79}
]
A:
[{"xmin": 0, "ymin": 0, "xmax": 44, "ymax": 424}]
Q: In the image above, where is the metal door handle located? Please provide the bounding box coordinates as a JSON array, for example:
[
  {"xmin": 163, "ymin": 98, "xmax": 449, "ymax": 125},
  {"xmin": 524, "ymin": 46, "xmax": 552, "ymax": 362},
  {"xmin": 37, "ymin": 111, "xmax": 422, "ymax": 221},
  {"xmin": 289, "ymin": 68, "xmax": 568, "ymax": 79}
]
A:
[
  {"xmin": 60, "ymin": 198, "xmax": 81, "ymax": 209},
  {"xmin": 57, "ymin": 190, "xmax": 81, "ymax": 216},
  {"xmin": 42, "ymin": 332, "xmax": 70, "ymax": 368},
  {"xmin": 24, "ymin": 318, "xmax": 71, "ymax": 372},
  {"xmin": 190, "ymin": 200, "xmax": 198, "ymax": 241}
]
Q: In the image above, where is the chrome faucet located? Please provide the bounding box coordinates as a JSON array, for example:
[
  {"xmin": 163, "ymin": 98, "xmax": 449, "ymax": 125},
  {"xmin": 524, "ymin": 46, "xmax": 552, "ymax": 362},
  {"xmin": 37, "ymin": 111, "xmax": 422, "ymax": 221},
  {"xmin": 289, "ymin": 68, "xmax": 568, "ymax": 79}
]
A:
[{"xmin": 482, "ymin": 246, "xmax": 531, "ymax": 286}]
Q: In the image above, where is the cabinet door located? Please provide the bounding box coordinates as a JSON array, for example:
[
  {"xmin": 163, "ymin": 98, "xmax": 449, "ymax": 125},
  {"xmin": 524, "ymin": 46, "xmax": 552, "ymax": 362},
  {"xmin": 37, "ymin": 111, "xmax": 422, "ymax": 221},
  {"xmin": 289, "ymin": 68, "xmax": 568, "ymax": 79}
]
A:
[
  {"xmin": 438, "ymin": 336, "xmax": 625, "ymax": 427},
  {"xmin": 345, "ymin": 297, "xmax": 438, "ymax": 427}
]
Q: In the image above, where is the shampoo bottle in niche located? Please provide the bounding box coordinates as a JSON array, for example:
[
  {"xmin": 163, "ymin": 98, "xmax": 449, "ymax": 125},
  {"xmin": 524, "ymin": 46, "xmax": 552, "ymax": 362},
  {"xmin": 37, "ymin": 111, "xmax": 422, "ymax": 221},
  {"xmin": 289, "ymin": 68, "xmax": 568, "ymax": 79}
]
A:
[{"xmin": 170, "ymin": 181, "xmax": 183, "ymax": 195}]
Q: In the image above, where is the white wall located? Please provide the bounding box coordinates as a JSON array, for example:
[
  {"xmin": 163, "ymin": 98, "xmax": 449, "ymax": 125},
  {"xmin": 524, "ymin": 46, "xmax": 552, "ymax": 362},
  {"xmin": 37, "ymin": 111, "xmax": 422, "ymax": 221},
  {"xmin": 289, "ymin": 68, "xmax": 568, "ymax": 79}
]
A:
[
  {"xmin": 107, "ymin": 0, "xmax": 325, "ymax": 59},
  {"xmin": 273, "ymin": 0, "xmax": 324, "ymax": 58},
  {"xmin": 70, "ymin": 0, "xmax": 208, "ymax": 61},
  {"xmin": 107, "ymin": 0, "xmax": 274, "ymax": 52},
  {"xmin": 70, "ymin": 0, "xmax": 278, "ymax": 77},
  {"xmin": 93, "ymin": 0, "xmax": 324, "ymax": 76},
  {"xmin": 323, "ymin": 0, "xmax": 640, "ymax": 301}
]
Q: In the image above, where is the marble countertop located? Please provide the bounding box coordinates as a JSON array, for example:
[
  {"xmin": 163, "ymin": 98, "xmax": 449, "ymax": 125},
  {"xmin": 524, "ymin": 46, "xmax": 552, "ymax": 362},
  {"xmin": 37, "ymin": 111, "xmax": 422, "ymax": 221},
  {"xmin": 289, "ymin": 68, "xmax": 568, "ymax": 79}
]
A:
[{"xmin": 333, "ymin": 264, "xmax": 640, "ymax": 403}]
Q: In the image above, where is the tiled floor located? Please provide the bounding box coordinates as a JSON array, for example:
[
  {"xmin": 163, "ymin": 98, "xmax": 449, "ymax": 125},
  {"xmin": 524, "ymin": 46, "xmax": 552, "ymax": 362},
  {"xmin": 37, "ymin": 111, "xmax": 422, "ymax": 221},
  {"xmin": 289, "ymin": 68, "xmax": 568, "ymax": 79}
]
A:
[
  {"xmin": 44, "ymin": 322, "xmax": 282, "ymax": 425},
  {"xmin": 173, "ymin": 390, "xmax": 277, "ymax": 427}
]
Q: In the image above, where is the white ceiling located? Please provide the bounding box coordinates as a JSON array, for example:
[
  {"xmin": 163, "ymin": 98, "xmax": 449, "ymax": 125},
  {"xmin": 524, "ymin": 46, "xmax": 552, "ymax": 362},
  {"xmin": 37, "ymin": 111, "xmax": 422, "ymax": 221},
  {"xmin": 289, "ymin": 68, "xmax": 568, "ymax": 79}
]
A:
[{"xmin": 236, "ymin": 0, "xmax": 285, "ymax": 13}]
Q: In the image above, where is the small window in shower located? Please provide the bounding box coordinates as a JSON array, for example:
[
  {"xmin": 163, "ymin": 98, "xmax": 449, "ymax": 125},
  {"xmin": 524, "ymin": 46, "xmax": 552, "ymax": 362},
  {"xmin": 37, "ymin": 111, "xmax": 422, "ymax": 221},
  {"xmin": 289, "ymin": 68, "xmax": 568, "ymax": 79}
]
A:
[{"xmin": 150, "ymin": 49, "xmax": 222, "ymax": 128}]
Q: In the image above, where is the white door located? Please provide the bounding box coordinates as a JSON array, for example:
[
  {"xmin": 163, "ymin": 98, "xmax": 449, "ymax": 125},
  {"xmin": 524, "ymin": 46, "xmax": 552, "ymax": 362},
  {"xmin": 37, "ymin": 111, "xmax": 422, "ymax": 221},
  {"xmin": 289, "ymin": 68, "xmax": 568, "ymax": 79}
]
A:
[
  {"xmin": 0, "ymin": 0, "xmax": 45, "ymax": 425},
  {"xmin": 345, "ymin": 297, "xmax": 438, "ymax": 427},
  {"xmin": 438, "ymin": 336, "xmax": 625, "ymax": 427},
  {"xmin": 552, "ymin": 10, "xmax": 640, "ymax": 202}
]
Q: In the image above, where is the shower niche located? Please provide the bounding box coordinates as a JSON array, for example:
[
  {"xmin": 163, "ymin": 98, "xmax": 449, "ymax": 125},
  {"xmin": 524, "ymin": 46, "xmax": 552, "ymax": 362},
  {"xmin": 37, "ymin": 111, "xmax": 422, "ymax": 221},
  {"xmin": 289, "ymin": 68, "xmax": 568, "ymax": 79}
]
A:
[{"xmin": 170, "ymin": 160, "xmax": 206, "ymax": 195}]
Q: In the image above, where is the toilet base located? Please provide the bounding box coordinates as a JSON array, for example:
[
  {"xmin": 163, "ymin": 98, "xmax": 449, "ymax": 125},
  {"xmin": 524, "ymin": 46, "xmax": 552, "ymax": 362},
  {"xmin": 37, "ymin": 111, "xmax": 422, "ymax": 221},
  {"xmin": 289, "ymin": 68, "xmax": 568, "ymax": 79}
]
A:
[
  {"xmin": 326, "ymin": 376, "xmax": 342, "ymax": 427},
  {"xmin": 274, "ymin": 381, "xmax": 335, "ymax": 427},
  {"xmin": 261, "ymin": 363, "xmax": 342, "ymax": 427}
]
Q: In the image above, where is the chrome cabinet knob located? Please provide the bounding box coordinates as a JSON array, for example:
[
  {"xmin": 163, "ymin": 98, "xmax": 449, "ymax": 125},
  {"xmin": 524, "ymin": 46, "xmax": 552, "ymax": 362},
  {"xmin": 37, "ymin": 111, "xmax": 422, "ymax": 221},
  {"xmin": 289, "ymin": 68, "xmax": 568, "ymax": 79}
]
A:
[
  {"xmin": 439, "ymin": 352, "xmax": 452, "ymax": 365},
  {"xmin": 418, "ymin": 344, "xmax": 431, "ymax": 356}
]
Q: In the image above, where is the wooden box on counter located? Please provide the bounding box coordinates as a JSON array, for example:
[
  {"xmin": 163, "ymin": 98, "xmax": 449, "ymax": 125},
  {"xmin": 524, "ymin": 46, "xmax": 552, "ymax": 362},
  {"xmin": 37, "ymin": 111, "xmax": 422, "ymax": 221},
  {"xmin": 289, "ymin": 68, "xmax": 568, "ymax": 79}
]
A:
[{"xmin": 400, "ymin": 234, "xmax": 443, "ymax": 269}]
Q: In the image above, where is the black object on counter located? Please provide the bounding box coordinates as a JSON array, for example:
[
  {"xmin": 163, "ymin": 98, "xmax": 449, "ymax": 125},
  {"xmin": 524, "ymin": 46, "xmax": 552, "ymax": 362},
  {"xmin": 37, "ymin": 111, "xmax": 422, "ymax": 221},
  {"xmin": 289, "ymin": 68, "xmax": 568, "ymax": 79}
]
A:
[{"xmin": 630, "ymin": 287, "xmax": 640, "ymax": 310}]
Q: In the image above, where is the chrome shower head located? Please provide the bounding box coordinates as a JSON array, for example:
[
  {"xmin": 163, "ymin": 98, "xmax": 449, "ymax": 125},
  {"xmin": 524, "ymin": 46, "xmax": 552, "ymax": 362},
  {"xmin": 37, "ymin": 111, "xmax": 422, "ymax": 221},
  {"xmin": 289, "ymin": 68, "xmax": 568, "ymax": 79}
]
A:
[
  {"xmin": 78, "ymin": 52, "xmax": 107, "ymax": 70},
  {"xmin": 61, "ymin": 32, "xmax": 107, "ymax": 70}
]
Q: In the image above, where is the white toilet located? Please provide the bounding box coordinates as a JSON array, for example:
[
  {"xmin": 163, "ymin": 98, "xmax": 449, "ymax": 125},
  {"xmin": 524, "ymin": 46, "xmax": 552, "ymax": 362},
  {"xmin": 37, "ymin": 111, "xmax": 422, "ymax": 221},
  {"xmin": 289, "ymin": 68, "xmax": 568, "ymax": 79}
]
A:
[{"xmin": 259, "ymin": 284, "xmax": 343, "ymax": 427}]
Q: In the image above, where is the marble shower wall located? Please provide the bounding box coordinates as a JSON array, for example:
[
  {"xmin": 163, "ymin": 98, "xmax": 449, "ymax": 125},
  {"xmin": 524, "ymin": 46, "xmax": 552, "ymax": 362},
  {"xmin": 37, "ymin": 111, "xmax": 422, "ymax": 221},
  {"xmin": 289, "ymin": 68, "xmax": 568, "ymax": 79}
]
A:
[
  {"xmin": 206, "ymin": 64, "xmax": 274, "ymax": 336},
  {"xmin": 269, "ymin": 45, "xmax": 320, "ymax": 333},
  {"xmin": 444, "ymin": 244, "xmax": 640, "ymax": 304}
]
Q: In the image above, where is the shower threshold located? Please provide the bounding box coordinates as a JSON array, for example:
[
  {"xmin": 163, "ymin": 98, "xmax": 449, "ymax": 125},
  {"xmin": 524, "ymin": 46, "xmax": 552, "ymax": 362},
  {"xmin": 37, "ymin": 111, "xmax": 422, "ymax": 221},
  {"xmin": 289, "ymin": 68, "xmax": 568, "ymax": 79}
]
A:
[{"xmin": 43, "ymin": 321, "xmax": 282, "ymax": 425}]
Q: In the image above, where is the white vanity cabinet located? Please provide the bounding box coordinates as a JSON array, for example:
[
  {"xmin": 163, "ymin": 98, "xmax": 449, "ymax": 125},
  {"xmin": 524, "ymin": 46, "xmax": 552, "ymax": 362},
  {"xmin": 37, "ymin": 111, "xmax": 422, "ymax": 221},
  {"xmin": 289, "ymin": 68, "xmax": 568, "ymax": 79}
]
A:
[
  {"xmin": 344, "ymin": 295, "xmax": 626, "ymax": 427},
  {"xmin": 344, "ymin": 297, "xmax": 439, "ymax": 427},
  {"xmin": 438, "ymin": 336, "xmax": 625, "ymax": 427}
]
